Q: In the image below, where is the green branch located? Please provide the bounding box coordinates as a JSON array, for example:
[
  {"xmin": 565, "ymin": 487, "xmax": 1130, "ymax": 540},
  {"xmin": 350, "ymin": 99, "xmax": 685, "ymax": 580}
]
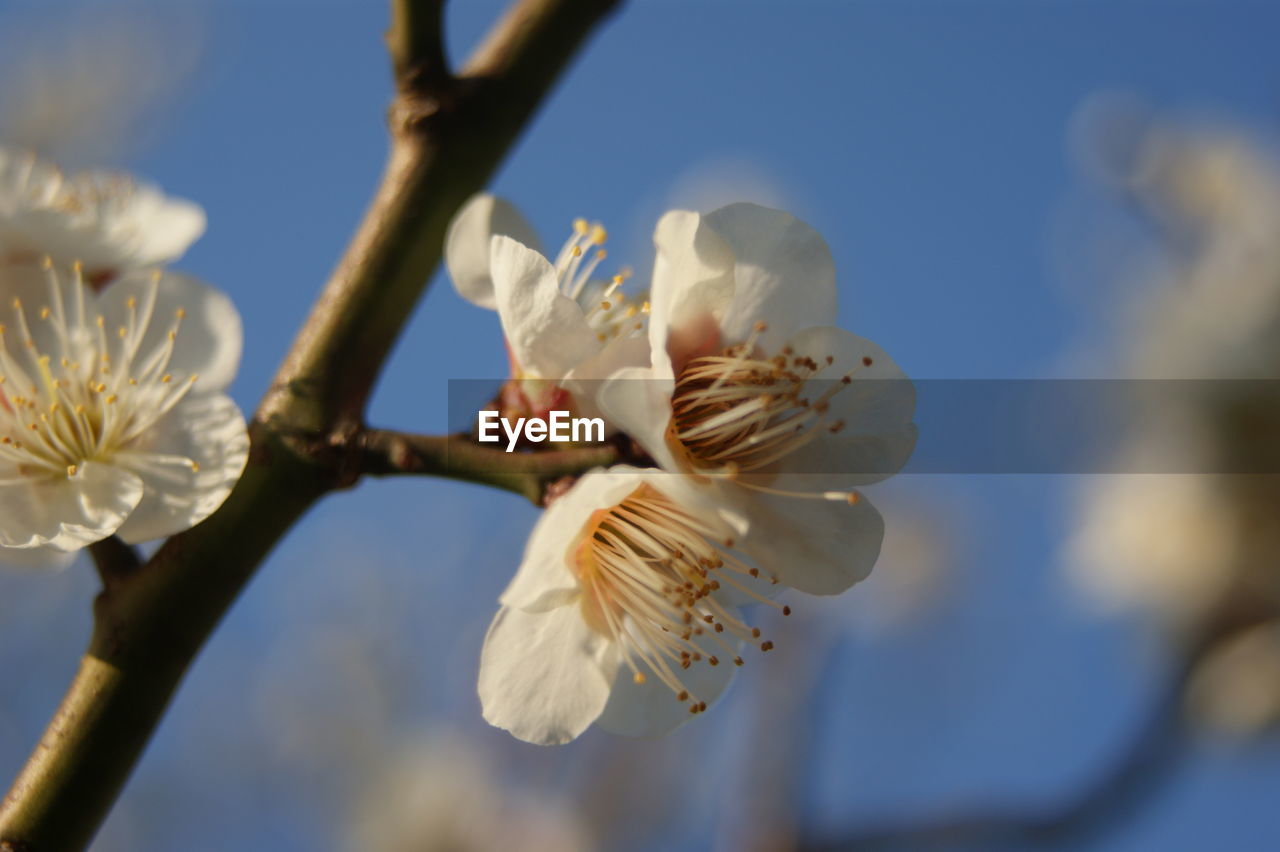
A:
[{"xmin": 0, "ymin": 0, "xmax": 621, "ymax": 848}]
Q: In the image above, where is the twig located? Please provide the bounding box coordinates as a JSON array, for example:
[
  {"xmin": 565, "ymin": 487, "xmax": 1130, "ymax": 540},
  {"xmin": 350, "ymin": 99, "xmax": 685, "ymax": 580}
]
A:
[
  {"xmin": 797, "ymin": 617, "xmax": 1264, "ymax": 852},
  {"xmin": 87, "ymin": 537, "xmax": 142, "ymax": 593},
  {"xmin": 0, "ymin": 1, "xmax": 621, "ymax": 848},
  {"xmin": 360, "ymin": 429, "xmax": 620, "ymax": 504}
]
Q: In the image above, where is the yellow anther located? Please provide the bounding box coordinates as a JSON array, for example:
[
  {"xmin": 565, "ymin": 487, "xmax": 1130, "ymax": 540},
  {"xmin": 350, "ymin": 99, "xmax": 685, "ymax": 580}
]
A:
[
  {"xmin": 190, "ymin": 461, "xmax": 200, "ymax": 473},
  {"xmin": 96, "ymin": 315, "xmax": 105, "ymax": 327},
  {"xmin": 105, "ymin": 394, "xmax": 117, "ymax": 404},
  {"xmin": 66, "ymin": 464, "xmax": 77, "ymax": 477},
  {"xmin": 632, "ymin": 671, "xmax": 647, "ymax": 685},
  {"xmin": 161, "ymin": 374, "xmax": 172, "ymax": 383},
  {"xmin": 118, "ymin": 327, "xmax": 127, "ymax": 339},
  {"xmin": 641, "ymin": 301, "xmax": 651, "ymax": 314},
  {"xmin": 126, "ymin": 297, "xmax": 137, "ymax": 309},
  {"xmin": 39, "ymin": 307, "xmax": 50, "ymax": 319},
  {"xmin": 175, "ymin": 307, "xmax": 186, "ymax": 320},
  {"xmin": 600, "ymin": 301, "xmax": 612, "ymax": 311},
  {"xmin": 150, "ymin": 269, "xmax": 162, "ymax": 283},
  {"xmin": 573, "ymin": 217, "xmax": 589, "ymax": 235},
  {"xmin": 11, "ymin": 298, "xmax": 20, "ymax": 310},
  {"xmin": 590, "ymin": 224, "xmax": 607, "ymax": 245},
  {"xmin": 571, "ymin": 245, "xmax": 583, "ymax": 258},
  {"xmin": 167, "ymin": 330, "xmax": 176, "ymax": 341},
  {"xmin": 72, "ymin": 260, "xmax": 83, "ymax": 277}
]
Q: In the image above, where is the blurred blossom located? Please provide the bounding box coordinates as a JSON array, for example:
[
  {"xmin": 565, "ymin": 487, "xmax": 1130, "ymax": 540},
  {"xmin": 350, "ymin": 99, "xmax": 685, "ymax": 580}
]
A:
[
  {"xmin": 0, "ymin": 5, "xmax": 204, "ymax": 165},
  {"xmin": 346, "ymin": 733, "xmax": 594, "ymax": 852},
  {"xmin": 1068, "ymin": 474, "xmax": 1237, "ymax": 634},
  {"xmin": 1186, "ymin": 621, "xmax": 1280, "ymax": 737},
  {"xmin": 0, "ymin": 148, "xmax": 206, "ymax": 278},
  {"xmin": 1065, "ymin": 118, "xmax": 1280, "ymax": 653}
]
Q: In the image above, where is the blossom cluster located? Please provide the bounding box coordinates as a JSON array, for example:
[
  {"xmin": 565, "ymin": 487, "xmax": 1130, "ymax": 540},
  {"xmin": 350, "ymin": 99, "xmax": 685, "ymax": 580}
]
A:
[
  {"xmin": 0, "ymin": 148, "xmax": 248, "ymax": 562},
  {"xmin": 448, "ymin": 195, "xmax": 916, "ymax": 744}
]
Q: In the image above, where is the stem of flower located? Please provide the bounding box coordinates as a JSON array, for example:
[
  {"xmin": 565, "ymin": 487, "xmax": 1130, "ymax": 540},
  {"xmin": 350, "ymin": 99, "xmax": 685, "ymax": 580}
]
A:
[{"xmin": 0, "ymin": 0, "xmax": 621, "ymax": 848}]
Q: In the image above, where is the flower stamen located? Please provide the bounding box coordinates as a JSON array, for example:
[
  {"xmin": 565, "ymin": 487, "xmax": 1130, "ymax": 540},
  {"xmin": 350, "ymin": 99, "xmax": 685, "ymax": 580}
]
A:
[{"xmin": 573, "ymin": 484, "xmax": 784, "ymax": 715}]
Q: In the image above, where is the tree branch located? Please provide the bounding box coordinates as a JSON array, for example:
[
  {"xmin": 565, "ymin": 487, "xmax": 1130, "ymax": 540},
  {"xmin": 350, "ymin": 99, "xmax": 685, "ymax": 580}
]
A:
[
  {"xmin": 361, "ymin": 429, "xmax": 620, "ymax": 503},
  {"xmin": 387, "ymin": 0, "xmax": 448, "ymax": 92},
  {"xmin": 798, "ymin": 620, "xmax": 1262, "ymax": 852},
  {"xmin": 87, "ymin": 537, "xmax": 142, "ymax": 593},
  {"xmin": 0, "ymin": 1, "xmax": 621, "ymax": 848}
]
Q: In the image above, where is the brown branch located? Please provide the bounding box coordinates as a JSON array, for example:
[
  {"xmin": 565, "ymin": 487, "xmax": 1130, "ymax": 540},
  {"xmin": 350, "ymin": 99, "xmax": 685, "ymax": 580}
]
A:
[
  {"xmin": 87, "ymin": 537, "xmax": 142, "ymax": 593},
  {"xmin": 798, "ymin": 618, "xmax": 1265, "ymax": 852},
  {"xmin": 361, "ymin": 428, "xmax": 621, "ymax": 503},
  {"xmin": 0, "ymin": 1, "xmax": 622, "ymax": 848}
]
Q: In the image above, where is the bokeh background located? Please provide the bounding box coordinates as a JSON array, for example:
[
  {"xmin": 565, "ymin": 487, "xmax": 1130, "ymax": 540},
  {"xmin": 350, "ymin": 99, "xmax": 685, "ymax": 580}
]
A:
[{"xmin": 3, "ymin": 0, "xmax": 1280, "ymax": 849}]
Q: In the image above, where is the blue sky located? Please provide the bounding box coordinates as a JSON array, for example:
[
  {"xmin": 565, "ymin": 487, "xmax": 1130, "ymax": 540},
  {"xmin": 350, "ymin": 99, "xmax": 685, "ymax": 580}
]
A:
[{"xmin": 2, "ymin": 1, "xmax": 1280, "ymax": 849}]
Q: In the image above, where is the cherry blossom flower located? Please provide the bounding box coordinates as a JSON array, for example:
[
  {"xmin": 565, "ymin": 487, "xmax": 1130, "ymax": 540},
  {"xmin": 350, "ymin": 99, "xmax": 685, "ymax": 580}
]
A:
[
  {"xmin": 0, "ymin": 147, "xmax": 205, "ymax": 281},
  {"xmin": 477, "ymin": 465, "xmax": 883, "ymax": 745},
  {"xmin": 596, "ymin": 203, "xmax": 915, "ymax": 591},
  {"xmin": 0, "ymin": 260, "xmax": 247, "ymax": 552},
  {"xmin": 444, "ymin": 194, "xmax": 649, "ymax": 423}
]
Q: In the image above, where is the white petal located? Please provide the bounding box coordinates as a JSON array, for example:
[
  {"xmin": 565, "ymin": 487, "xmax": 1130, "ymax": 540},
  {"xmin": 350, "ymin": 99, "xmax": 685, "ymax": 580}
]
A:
[
  {"xmin": 703, "ymin": 203, "xmax": 838, "ymax": 351},
  {"xmin": 0, "ymin": 159, "xmax": 205, "ymax": 275},
  {"xmin": 0, "ymin": 545, "xmax": 77, "ymax": 571},
  {"xmin": 96, "ymin": 270, "xmax": 243, "ymax": 393},
  {"xmin": 771, "ymin": 326, "xmax": 917, "ymax": 489},
  {"xmin": 595, "ymin": 367, "xmax": 683, "ymax": 471},
  {"xmin": 490, "ymin": 235, "xmax": 599, "ymax": 379},
  {"xmin": 0, "ymin": 462, "xmax": 143, "ymax": 551},
  {"xmin": 111, "ymin": 395, "xmax": 249, "ymax": 544},
  {"xmin": 649, "ymin": 209, "xmax": 736, "ymax": 377},
  {"xmin": 445, "ymin": 195, "xmax": 541, "ymax": 311},
  {"xmin": 645, "ymin": 472, "xmax": 749, "ymax": 539},
  {"xmin": 115, "ymin": 187, "xmax": 206, "ymax": 269},
  {"xmin": 500, "ymin": 467, "xmax": 647, "ymax": 611},
  {"xmin": 595, "ymin": 626, "xmax": 740, "ymax": 737},
  {"xmin": 478, "ymin": 604, "xmax": 618, "ymax": 745},
  {"xmin": 561, "ymin": 334, "xmax": 651, "ymax": 429},
  {"xmin": 740, "ymin": 490, "xmax": 884, "ymax": 595}
]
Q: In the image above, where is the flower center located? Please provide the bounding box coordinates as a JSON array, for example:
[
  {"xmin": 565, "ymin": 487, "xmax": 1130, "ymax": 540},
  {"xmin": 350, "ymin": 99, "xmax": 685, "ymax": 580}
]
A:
[
  {"xmin": 552, "ymin": 218, "xmax": 647, "ymax": 344},
  {"xmin": 573, "ymin": 484, "xmax": 788, "ymax": 715},
  {"xmin": 669, "ymin": 323, "xmax": 872, "ymax": 496},
  {"xmin": 0, "ymin": 261, "xmax": 200, "ymax": 481}
]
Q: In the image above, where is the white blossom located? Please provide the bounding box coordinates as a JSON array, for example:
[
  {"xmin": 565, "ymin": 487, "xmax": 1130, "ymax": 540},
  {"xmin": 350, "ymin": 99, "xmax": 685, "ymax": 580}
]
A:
[
  {"xmin": 477, "ymin": 465, "xmax": 884, "ymax": 745},
  {"xmin": 0, "ymin": 260, "xmax": 247, "ymax": 552},
  {"xmin": 444, "ymin": 194, "xmax": 649, "ymax": 422},
  {"xmin": 596, "ymin": 202, "xmax": 915, "ymax": 592},
  {"xmin": 0, "ymin": 147, "xmax": 205, "ymax": 280}
]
